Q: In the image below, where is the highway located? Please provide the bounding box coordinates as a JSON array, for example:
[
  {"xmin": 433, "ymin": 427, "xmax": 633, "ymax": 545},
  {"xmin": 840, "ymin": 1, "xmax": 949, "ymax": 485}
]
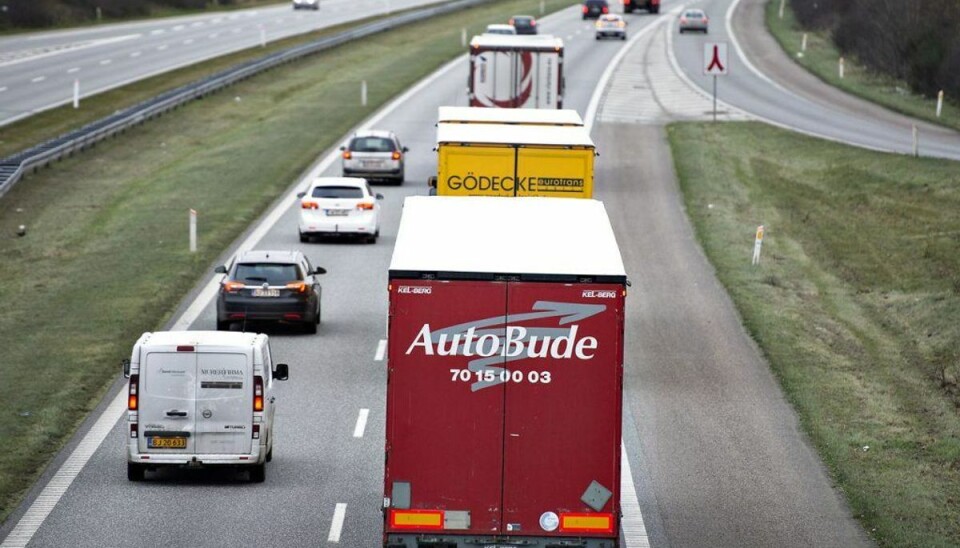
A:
[
  {"xmin": 0, "ymin": 0, "xmax": 448, "ymax": 127},
  {"xmin": 5, "ymin": 0, "xmax": 959, "ymax": 545}
]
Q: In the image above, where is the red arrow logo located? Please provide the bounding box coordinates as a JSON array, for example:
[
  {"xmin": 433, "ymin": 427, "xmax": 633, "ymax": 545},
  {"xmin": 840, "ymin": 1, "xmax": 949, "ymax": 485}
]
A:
[{"xmin": 707, "ymin": 45, "xmax": 725, "ymax": 72}]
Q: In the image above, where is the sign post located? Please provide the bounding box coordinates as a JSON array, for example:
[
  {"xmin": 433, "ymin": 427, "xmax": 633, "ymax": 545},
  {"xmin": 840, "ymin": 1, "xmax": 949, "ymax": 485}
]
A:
[{"xmin": 703, "ymin": 42, "xmax": 728, "ymax": 122}]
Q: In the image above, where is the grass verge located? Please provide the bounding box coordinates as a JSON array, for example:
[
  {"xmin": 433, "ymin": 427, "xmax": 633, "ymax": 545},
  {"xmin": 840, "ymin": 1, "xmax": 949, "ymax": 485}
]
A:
[
  {"xmin": 668, "ymin": 121, "xmax": 960, "ymax": 547},
  {"xmin": 0, "ymin": 0, "xmax": 573, "ymax": 524},
  {"xmin": 765, "ymin": 0, "xmax": 960, "ymax": 132}
]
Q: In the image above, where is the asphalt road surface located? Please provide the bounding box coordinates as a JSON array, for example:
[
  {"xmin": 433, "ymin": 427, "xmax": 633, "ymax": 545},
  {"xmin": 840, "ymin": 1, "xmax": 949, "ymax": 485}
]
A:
[
  {"xmin": 0, "ymin": 0, "xmax": 451, "ymax": 127},
  {"xmin": 9, "ymin": 0, "xmax": 957, "ymax": 545}
]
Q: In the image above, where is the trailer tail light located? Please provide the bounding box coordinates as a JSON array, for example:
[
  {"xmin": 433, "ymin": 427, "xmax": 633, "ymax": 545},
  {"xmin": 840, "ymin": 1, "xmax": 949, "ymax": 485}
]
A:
[
  {"xmin": 342, "ymin": 150, "xmax": 352, "ymax": 160},
  {"xmin": 252, "ymin": 424, "xmax": 261, "ymax": 440},
  {"xmin": 301, "ymin": 201, "xmax": 319, "ymax": 210},
  {"xmin": 389, "ymin": 509, "xmax": 444, "ymax": 530},
  {"xmin": 285, "ymin": 281, "xmax": 308, "ymax": 293},
  {"xmin": 392, "ymin": 151, "xmax": 402, "ymax": 160},
  {"xmin": 253, "ymin": 376, "xmax": 264, "ymax": 412},
  {"xmin": 128, "ymin": 375, "xmax": 139, "ymax": 410},
  {"xmin": 357, "ymin": 202, "xmax": 375, "ymax": 210},
  {"xmin": 130, "ymin": 423, "xmax": 138, "ymax": 438},
  {"xmin": 582, "ymin": 5, "xmax": 588, "ymax": 13},
  {"xmin": 558, "ymin": 512, "xmax": 614, "ymax": 534},
  {"xmin": 222, "ymin": 280, "xmax": 245, "ymax": 293}
]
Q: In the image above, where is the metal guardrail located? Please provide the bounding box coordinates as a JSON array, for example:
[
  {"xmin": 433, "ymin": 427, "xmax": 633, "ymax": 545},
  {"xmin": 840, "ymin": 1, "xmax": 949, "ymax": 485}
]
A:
[{"xmin": 0, "ymin": 0, "xmax": 491, "ymax": 198}]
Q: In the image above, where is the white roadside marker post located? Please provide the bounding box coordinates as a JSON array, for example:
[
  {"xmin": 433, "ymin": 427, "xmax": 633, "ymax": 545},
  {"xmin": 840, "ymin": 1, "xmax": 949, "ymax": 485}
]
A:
[
  {"xmin": 540, "ymin": 0, "xmax": 546, "ymax": 15},
  {"xmin": 801, "ymin": 33, "xmax": 807, "ymax": 53},
  {"xmin": 361, "ymin": 80, "xmax": 368, "ymax": 106},
  {"xmin": 260, "ymin": 25, "xmax": 266, "ymax": 48},
  {"xmin": 73, "ymin": 79, "xmax": 80, "ymax": 109},
  {"xmin": 461, "ymin": 27, "xmax": 467, "ymax": 48},
  {"xmin": 912, "ymin": 125, "xmax": 919, "ymax": 157},
  {"xmin": 752, "ymin": 225, "xmax": 764, "ymax": 266},
  {"xmin": 838, "ymin": 56, "xmax": 844, "ymax": 79},
  {"xmin": 189, "ymin": 209, "xmax": 197, "ymax": 253},
  {"xmin": 778, "ymin": 0, "xmax": 785, "ymax": 19},
  {"xmin": 936, "ymin": 90, "xmax": 944, "ymax": 118}
]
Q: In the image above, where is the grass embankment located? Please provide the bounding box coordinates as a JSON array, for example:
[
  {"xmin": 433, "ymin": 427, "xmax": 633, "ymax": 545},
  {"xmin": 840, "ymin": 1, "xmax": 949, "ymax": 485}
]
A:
[
  {"xmin": 668, "ymin": 121, "xmax": 960, "ymax": 547},
  {"xmin": 0, "ymin": 0, "xmax": 573, "ymax": 524},
  {"xmin": 765, "ymin": 0, "xmax": 960, "ymax": 132}
]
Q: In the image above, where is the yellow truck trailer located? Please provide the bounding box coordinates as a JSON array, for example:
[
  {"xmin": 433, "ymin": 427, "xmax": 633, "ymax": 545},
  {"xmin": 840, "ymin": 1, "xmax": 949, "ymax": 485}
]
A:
[{"xmin": 434, "ymin": 122, "xmax": 595, "ymax": 198}]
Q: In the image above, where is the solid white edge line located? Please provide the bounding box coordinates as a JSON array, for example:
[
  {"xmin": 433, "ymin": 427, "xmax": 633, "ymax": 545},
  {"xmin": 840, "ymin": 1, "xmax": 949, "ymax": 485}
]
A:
[
  {"xmin": 374, "ymin": 339, "xmax": 387, "ymax": 362},
  {"xmin": 0, "ymin": 391, "xmax": 127, "ymax": 548},
  {"xmin": 724, "ymin": 0, "xmax": 789, "ymax": 93},
  {"xmin": 327, "ymin": 503, "xmax": 348, "ymax": 542},
  {"xmin": 583, "ymin": 5, "xmax": 684, "ymax": 134},
  {"xmin": 353, "ymin": 409, "xmax": 370, "ymax": 438},
  {"xmin": 620, "ymin": 443, "xmax": 650, "ymax": 548}
]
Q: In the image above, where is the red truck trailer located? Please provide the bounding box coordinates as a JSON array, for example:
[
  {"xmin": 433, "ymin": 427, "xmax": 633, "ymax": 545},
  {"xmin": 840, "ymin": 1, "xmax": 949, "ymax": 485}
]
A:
[
  {"xmin": 468, "ymin": 34, "xmax": 565, "ymax": 109},
  {"xmin": 384, "ymin": 197, "xmax": 627, "ymax": 548}
]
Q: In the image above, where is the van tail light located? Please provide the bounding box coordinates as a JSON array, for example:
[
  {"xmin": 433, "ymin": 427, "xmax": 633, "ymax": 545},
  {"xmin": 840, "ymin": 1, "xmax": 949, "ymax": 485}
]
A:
[
  {"xmin": 253, "ymin": 376, "xmax": 264, "ymax": 412},
  {"xmin": 285, "ymin": 281, "xmax": 308, "ymax": 293},
  {"xmin": 357, "ymin": 202, "xmax": 375, "ymax": 211},
  {"xmin": 223, "ymin": 280, "xmax": 245, "ymax": 293},
  {"xmin": 252, "ymin": 424, "xmax": 261, "ymax": 440},
  {"xmin": 301, "ymin": 201, "xmax": 319, "ymax": 210},
  {"xmin": 342, "ymin": 151, "xmax": 352, "ymax": 160},
  {"xmin": 128, "ymin": 374, "xmax": 139, "ymax": 410},
  {"xmin": 391, "ymin": 151, "xmax": 402, "ymax": 160}
]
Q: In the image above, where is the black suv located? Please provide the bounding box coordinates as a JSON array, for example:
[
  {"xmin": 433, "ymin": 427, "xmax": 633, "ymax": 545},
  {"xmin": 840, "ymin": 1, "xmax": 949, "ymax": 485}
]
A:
[
  {"xmin": 509, "ymin": 15, "xmax": 538, "ymax": 34},
  {"xmin": 215, "ymin": 250, "xmax": 325, "ymax": 333},
  {"xmin": 582, "ymin": 0, "xmax": 610, "ymax": 19}
]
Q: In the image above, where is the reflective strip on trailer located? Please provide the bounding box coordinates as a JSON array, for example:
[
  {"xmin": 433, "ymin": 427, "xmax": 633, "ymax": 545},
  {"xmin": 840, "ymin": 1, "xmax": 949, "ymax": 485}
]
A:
[
  {"xmin": 559, "ymin": 512, "xmax": 614, "ymax": 533},
  {"xmin": 389, "ymin": 509, "xmax": 444, "ymax": 530}
]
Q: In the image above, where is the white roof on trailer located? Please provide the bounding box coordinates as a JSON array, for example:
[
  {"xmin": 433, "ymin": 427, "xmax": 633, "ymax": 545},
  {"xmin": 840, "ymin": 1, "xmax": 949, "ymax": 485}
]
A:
[
  {"xmin": 390, "ymin": 197, "xmax": 626, "ymax": 277},
  {"xmin": 437, "ymin": 107, "xmax": 584, "ymax": 126},
  {"xmin": 470, "ymin": 33, "xmax": 563, "ymax": 51},
  {"xmin": 436, "ymin": 123, "xmax": 595, "ymax": 148}
]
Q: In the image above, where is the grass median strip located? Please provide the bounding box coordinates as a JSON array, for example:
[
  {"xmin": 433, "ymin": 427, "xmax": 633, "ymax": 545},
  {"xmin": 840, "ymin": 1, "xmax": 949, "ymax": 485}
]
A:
[
  {"xmin": 668, "ymin": 121, "xmax": 960, "ymax": 547},
  {"xmin": 0, "ymin": 0, "xmax": 572, "ymax": 524},
  {"xmin": 765, "ymin": 0, "xmax": 960, "ymax": 132}
]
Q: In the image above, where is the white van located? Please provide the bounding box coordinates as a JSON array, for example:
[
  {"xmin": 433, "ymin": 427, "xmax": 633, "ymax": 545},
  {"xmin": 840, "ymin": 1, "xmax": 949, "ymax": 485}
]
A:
[{"xmin": 124, "ymin": 331, "xmax": 288, "ymax": 482}]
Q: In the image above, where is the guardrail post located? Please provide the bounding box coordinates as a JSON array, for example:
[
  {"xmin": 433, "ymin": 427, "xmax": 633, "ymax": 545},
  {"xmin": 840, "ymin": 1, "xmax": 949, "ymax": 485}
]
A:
[
  {"xmin": 361, "ymin": 80, "xmax": 368, "ymax": 106},
  {"xmin": 936, "ymin": 90, "xmax": 944, "ymax": 118}
]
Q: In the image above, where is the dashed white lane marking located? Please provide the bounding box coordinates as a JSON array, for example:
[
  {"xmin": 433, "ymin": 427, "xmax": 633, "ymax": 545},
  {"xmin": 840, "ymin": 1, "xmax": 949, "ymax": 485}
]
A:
[
  {"xmin": 173, "ymin": 25, "xmax": 185, "ymax": 31},
  {"xmin": 67, "ymin": 67, "xmax": 80, "ymax": 73},
  {"xmin": 183, "ymin": 39, "xmax": 194, "ymax": 45},
  {"xmin": 157, "ymin": 44, "xmax": 168, "ymax": 51},
  {"xmin": 191, "ymin": 22, "xmax": 204, "ymax": 28},
  {"xmin": 0, "ymin": 391, "xmax": 126, "ymax": 548},
  {"xmin": 232, "ymin": 28, "xmax": 243, "ymax": 34},
  {"xmin": 621, "ymin": 444, "xmax": 651, "ymax": 547},
  {"xmin": 212, "ymin": 17, "xmax": 223, "ymax": 24},
  {"xmin": 375, "ymin": 339, "xmax": 387, "ymax": 361},
  {"xmin": 150, "ymin": 29, "xmax": 165, "ymax": 35},
  {"xmin": 353, "ymin": 409, "xmax": 370, "ymax": 438},
  {"xmin": 566, "ymin": 34, "xmax": 573, "ymax": 40},
  {"xmin": 130, "ymin": 51, "xmax": 141, "ymax": 58},
  {"xmin": 0, "ymin": 87, "xmax": 7, "ymax": 93},
  {"xmin": 328, "ymin": 503, "xmax": 348, "ymax": 542},
  {"xmin": 99, "ymin": 59, "xmax": 112, "ymax": 65},
  {"xmin": 31, "ymin": 76, "xmax": 45, "ymax": 83},
  {"xmin": 209, "ymin": 33, "xmax": 219, "ymax": 39}
]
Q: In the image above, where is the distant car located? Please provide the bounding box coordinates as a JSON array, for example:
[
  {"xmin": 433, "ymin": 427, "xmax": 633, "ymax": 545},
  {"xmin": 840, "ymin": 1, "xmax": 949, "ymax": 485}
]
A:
[
  {"xmin": 292, "ymin": 0, "xmax": 319, "ymax": 10},
  {"xmin": 215, "ymin": 250, "xmax": 325, "ymax": 333},
  {"xmin": 595, "ymin": 14, "xmax": 627, "ymax": 40},
  {"xmin": 679, "ymin": 9, "xmax": 709, "ymax": 33},
  {"xmin": 485, "ymin": 23, "xmax": 517, "ymax": 35},
  {"xmin": 298, "ymin": 177, "xmax": 383, "ymax": 243},
  {"xmin": 341, "ymin": 130, "xmax": 407, "ymax": 184},
  {"xmin": 509, "ymin": 15, "xmax": 538, "ymax": 35},
  {"xmin": 582, "ymin": 0, "xmax": 610, "ymax": 19}
]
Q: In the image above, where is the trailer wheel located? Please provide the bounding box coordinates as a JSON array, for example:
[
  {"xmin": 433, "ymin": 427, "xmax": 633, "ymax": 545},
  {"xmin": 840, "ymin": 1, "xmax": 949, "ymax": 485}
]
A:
[{"xmin": 127, "ymin": 463, "xmax": 145, "ymax": 482}]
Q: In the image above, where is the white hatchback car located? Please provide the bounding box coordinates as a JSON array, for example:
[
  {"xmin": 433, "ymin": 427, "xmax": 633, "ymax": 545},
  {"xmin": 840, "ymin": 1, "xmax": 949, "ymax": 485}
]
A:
[{"xmin": 298, "ymin": 177, "xmax": 383, "ymax": 243}]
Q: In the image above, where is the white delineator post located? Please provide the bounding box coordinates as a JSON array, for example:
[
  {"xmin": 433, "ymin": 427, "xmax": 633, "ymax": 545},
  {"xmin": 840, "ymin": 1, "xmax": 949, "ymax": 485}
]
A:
[
  {"xmin": 540, "ymin": 0, "xmax": 545, "ymax": 15},
  {"xmin": 838, "ymin": 56, "xmax": 844, "ymax": 78},
  {"xmin": 461, "ymin": 27, "xmax": 467, "ymax": 48},
  {"xmin": 752, "ymin": 225, "xmax": 764, "ymax": 265},
  {"xmin": 801, "ymin": 33, "xmax": 807, "ymax": 52},
  {"xmin": 361, "ymin": 80, "xmax": 368, "ymax": 106},
  {"xmin": 936, "ymin": 90, "xmax": 944, "ymax": 118},
  {"xmin": 189, "ymin": 209, "xmax": 197, "ymax": 253},
  {"xmin": 778, "ymin": 0, "xmax": 785, "ymax": 19},
  {"xmin": 912, "ymin": 125, "xmax": 919, "ymax": 157},
  {"xmin": 259, "ymin": 25, "xmax": 266, "ymax": 48},
  {"xmin": 73, "ymin": 79, "xmax": 80, "ymax": 109}
]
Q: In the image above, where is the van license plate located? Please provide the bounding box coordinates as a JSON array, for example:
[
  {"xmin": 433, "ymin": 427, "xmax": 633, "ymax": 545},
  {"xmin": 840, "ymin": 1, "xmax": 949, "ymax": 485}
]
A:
[
  {"xmin": 252, "ymin": 288, "xmax": 280, "ymax": 297},
  {"xmin": 148, "ymin": 437, "xmax": 186, "ymax": 449}
]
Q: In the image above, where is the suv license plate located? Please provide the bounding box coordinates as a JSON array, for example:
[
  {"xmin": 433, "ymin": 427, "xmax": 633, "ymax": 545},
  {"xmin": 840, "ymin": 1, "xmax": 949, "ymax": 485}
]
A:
[
  {"xmin": 325, "ymin": 209, "xmax": 349, "ymax": 217},
  {"xmin": 148, "ymin": 437, "xmax": 186, "ymax": 449},
  {"xmin": 252, "ymin": 288, "xmax": 280, "ymax": 297}
]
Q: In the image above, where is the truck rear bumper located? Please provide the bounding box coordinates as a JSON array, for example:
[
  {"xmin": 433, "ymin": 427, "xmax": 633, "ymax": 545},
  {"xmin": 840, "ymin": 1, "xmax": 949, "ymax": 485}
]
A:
[{"xmin": 385, "ymin": 534, "xmax": 617, "ymax": 548}]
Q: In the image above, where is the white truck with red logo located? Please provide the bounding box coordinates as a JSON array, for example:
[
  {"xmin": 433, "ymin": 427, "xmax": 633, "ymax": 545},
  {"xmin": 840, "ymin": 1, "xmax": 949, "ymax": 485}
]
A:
[
  {"xmin": 468, "ymin": 34, "xmax": 564, "ymax": 109},
  {"xmin": 383, "ymin": 197, "xmax": 627, "ymax": 547}
]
